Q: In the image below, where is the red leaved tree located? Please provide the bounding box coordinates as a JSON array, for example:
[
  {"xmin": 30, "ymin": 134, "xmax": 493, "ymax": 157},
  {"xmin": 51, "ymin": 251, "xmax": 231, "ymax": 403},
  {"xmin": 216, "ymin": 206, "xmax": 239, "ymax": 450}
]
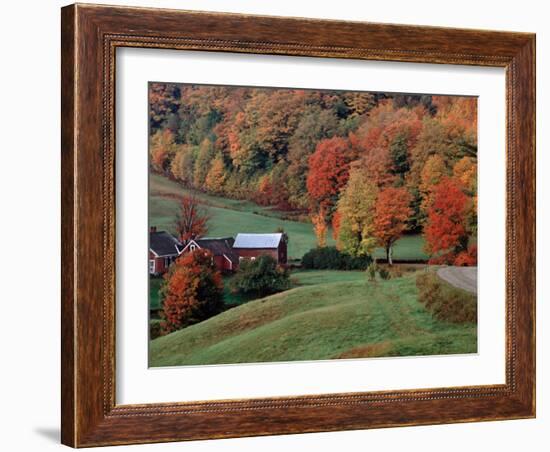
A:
[
  {"xmin": 454, "ymin": 244, "xmax": 478, "ymax": 266},
  {"xmin": 424, "ymin": 177, "xmax": 469, "ymax": 264},
  {"xmin": 306, "ymin": 137, "xmax": 352, "ymax": 215},
  {"xmin": 174, "ymin": 195, "xmax": 210, "ymax": 242},
  {"xmin": 373, "ymin": 187, "xmax": 412, "ymax": 265},
  {"xmin": 161, "ymin": 249, "xmax": 224, "ymax": 334},
  {"xmin": 307, "ymin": 137, "xmax": 352, "ymax": 246}
]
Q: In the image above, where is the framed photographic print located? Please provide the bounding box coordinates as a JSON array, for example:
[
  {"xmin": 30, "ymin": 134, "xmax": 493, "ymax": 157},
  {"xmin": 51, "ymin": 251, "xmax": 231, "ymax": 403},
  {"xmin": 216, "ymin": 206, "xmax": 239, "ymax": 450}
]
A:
[{"xmin": 61, "ymin": 3, "xmax": 535, "ymax": 447}]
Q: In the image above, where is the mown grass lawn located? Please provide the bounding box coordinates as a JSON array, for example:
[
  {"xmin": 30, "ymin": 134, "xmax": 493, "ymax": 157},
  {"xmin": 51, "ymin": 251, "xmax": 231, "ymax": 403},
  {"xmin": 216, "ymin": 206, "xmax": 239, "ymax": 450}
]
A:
[
  {"xmin": 149, "ymin": 270, "xmax": 477, "ymax": 367},
  {"xmin": 149, "ymin": 174, "xmax": 428, "ymax": 261},
  {"xmin": 290, "ymin": 269, "xmax": 366, "ymax": 286},
  {"xmin": 372, "ymin": 234, "xmax": 428, "ymax": 261}
]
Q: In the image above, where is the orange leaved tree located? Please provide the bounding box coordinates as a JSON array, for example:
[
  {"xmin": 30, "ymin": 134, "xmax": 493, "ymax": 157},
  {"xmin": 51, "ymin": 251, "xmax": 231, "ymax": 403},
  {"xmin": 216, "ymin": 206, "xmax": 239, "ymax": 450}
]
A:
[
  {"xmin": 311, "ymin": 209, "xmax": 328, "ymax": 247},
  {"xmin": 161, "ymin": 249, "xmax": 223, "ymax": 334},
  {"xmin": 373, "ymin": 187, "xmax": 412, "ymax": 265},
  {"xmin": 174, "ymin": 195, "xmax": 210, "ymax": 242},
  {"xmin": 424, "ymin": 177, "xmax": 469, "ymax": 264}
]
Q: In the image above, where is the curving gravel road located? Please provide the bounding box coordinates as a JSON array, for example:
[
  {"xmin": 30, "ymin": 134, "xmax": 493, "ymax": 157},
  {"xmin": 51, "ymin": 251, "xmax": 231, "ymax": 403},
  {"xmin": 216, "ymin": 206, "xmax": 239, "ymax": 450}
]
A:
[{"xmin": 436, "ymin": 266, "xmax": 477, "ymax": 294}]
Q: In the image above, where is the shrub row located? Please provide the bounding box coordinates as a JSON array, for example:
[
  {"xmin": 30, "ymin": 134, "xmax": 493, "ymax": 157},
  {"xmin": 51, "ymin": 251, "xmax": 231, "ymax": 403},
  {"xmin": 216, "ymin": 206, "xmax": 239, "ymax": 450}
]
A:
[
  {"xmin": 301, "ymin": 247, "xmax": 372, "ymax": 271},
  {"xmin": 230, "ymin": 254, "xmax": 291, "ymax": 297},
  {"xmin": 149, "ymin": 319, "xmax": 162, "ymax": 340},
  {"xmin": 416, "ymin": 272, "xmax": 477, "ymax": 323}
]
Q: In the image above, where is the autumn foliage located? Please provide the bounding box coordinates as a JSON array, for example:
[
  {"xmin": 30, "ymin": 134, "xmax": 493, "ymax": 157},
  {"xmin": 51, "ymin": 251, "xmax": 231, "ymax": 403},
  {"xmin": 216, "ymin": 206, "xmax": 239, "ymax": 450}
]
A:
[
  {"xmin": 311, "ymin": 211, "xmax": 328, "ymax": 247},
  {"xmin": 424, "ymin": 177, "xmax": 469, "ymax": 264},
  {"xmin": 454, "ymin": 245, "xmax": 478, "ymax": 267},
  {"xmin": 306, "ymin": 137, "xmax": 352, "ymax": 214},
  {"xmin": 373, "ymin": 187, "xmax": 412, "ymax": 265},
  {"xmin": 174, "ymin": 195, "xmax": 210, "ymax": 242},
  {"xmin": 150, "ymin": 83, "xmax": 477, "ymax": 266},
  {"xmin": 336, "ymin": 167, "xmax": 378, "ymax": 256},
  {"xmin": 161, "ymin": 249, "xmax": 224, "ymax": 334}
]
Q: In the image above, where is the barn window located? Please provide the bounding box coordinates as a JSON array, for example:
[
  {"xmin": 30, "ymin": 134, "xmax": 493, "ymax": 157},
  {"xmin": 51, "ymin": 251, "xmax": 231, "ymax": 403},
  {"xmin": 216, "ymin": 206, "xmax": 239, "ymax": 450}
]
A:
[
  {"xmin": 190, "ymin": 244, "xmax": 196, "ymax": 251},
  {"xmin": 149, "ymin": 260, "xmax": 155, "ymax": 273}
]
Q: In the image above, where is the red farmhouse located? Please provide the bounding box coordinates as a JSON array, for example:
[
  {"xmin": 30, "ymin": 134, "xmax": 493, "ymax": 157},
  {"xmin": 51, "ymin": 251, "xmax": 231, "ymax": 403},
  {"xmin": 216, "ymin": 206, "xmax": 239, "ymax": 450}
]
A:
[
  {"xmin": 149, "ymin": 229, "xmax": 288, "ymax": 275},
  {"xmin": 149, "ymin": 227, "xmax": 184, "ymax": 275},
  {"xmin": 233, "ymin": 233, "xmax": 287, "ymax": 265},
  {"xmin": 180, "ymin": 237, "xmax": 239, "ymax": 272}
]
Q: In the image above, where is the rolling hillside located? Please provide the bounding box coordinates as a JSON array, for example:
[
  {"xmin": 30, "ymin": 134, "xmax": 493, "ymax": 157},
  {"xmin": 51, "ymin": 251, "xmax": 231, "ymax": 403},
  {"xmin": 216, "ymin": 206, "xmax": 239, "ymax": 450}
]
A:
[
  {"xmin": 149, "ymin": 174, "xmax": 428, "ymax": 261},
  {"xmin": 149, "ymin": 271, "xmax": 476, "ymax": 366}
]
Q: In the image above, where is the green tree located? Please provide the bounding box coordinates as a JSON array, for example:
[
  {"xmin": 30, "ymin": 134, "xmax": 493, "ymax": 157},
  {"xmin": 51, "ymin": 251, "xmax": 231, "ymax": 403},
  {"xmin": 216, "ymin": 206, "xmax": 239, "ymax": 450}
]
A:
[
  {"xmin": 230, "ymin": 255, "xmax": 290, "ymax": 297},
  {"xmin": 389, "ymin": 133, "xmax": 410, "ymax": 185},
  {"xmin": 193, "ymin": 138, "xmax": 216, "ymax": 188}
]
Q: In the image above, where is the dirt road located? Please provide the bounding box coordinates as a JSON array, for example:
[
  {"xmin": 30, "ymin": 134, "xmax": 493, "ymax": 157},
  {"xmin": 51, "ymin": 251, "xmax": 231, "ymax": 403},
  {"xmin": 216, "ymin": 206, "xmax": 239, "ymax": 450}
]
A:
[{"xmin": 436, "ymin": 266, "xmax": 477, "ymax": 294}]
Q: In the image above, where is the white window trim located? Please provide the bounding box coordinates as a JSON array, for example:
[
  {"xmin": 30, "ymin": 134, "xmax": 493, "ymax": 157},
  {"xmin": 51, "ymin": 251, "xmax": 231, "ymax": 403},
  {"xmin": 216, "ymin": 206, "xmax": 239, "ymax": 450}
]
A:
[{"xmin": 223, "ymin": 254, "xmax": 233, "ymax": 270}]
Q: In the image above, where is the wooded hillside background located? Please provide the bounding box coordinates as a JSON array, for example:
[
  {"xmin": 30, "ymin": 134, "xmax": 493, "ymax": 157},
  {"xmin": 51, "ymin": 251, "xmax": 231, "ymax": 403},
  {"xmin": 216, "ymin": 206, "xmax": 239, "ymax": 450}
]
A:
[{"xmin": 149, "ymin": 83, "xmax": 477, "ymax": 264}]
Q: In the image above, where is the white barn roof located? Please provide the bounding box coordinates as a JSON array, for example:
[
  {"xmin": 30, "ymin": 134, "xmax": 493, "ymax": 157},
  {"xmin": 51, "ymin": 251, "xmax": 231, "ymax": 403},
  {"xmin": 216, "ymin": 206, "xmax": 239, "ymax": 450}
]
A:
[{"xmin": 233, "ymin": 233, "xmax": 283, "ymax": 249}]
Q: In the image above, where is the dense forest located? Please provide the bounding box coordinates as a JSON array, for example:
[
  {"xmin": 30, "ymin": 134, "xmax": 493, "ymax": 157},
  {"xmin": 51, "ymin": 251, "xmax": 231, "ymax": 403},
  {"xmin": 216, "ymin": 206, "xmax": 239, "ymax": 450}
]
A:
[{"xmin": 149, "ymin": 83, "xmax": 477, "ymax": 265}]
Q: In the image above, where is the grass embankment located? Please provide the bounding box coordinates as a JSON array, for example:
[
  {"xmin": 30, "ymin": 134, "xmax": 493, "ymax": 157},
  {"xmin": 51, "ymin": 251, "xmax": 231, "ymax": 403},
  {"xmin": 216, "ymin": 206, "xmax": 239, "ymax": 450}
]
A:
[
  {"xmin": 149, "ymin": 270, "xmax": 476, "ymax": 367},
  {"xmin": 417, "ymin": 271, "xmax": 477, "ymax": 323},
  {"xmin": 149, "ymin": 174, "xmax": 428, "ymax": 261}
]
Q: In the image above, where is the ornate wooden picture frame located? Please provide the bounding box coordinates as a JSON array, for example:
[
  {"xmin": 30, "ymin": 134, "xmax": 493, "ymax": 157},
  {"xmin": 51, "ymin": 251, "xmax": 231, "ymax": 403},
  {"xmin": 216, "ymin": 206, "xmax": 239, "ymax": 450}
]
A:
[{"xmin": 61, "ymin": 3, "xmax": 535, "ymax": 447}]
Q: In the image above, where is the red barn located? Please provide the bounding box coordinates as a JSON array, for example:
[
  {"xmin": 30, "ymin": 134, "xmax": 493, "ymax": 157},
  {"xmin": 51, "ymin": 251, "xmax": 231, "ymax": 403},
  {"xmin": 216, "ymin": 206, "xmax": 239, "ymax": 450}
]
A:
[
  {"xmin": 180, "ymin": 237, "xmax": 239, "ymax": 272},
  {"xmin": 149, "ymin": 227, "xmax": 183, "ymax": 275},
  {"xmin": 233, "ymin": 233, "xmax": 287, "ymax": 265}
]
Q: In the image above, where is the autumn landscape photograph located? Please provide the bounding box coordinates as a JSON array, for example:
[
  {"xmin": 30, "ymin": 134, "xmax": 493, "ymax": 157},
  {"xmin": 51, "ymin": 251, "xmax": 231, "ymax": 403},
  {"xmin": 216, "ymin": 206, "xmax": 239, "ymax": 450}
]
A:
[{"xmin": 147, "ymin": 82, "xmax": 478, "ymax": 367}]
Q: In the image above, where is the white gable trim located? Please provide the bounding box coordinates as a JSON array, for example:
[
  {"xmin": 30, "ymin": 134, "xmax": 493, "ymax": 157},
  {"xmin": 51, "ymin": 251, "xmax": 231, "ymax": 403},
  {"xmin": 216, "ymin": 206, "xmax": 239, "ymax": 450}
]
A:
[
  {"xmin": 149, "ymin": 247, "xmax": 181, "ymax": 258},
  {"xmin": 181, "ymin": 239, "xmax": 201, "ymax": 254}
]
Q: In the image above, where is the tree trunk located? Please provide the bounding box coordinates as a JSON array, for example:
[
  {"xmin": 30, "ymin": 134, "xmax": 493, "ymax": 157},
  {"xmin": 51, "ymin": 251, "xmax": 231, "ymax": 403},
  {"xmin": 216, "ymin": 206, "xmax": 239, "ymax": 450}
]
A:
[{"xmin": 387, "ymin": 245, "xmax": 393, "ymax": 266}]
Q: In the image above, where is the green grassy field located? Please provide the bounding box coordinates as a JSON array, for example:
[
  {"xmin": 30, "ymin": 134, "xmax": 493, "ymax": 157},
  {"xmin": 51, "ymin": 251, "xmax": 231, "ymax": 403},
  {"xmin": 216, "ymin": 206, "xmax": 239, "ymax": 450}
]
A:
[
  {"xmin": 149, "ymin": 174, "xmax": 428, "ymax": 261},
  {"xmin": 290, "ymin": 269, "xmax": 366, "ymax": 286},
  {"xmin": 150, "ymin": 175, "xmax": 326, "ymax": 259},
  {"xmin": 150, "ymin": 174, "xmax": 281, "ymax": 217},
  {"xmin": 372, "ymin": 234, "xmax": 428, "ymax": 261},
  {"xmin": 149, "ymin": 270, "xmax": 476, "ymax": 366}
]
